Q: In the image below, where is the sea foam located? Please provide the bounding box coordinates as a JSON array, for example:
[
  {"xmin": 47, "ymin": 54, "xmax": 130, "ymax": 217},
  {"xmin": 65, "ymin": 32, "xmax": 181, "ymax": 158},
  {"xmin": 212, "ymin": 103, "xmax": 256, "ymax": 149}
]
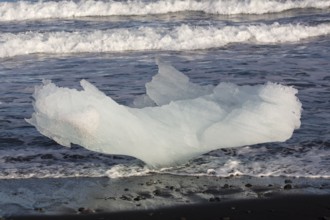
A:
[
  {"xmin": 1, "ymin": 23, "xmax": 330, "ymax": 58},
  {"xmin": 1, "ymin": 0, "xmax": 330, "ymax": 21},
  {"xmin": 27, "ymin": 60, "xmax": 302, "ymax": 167}
]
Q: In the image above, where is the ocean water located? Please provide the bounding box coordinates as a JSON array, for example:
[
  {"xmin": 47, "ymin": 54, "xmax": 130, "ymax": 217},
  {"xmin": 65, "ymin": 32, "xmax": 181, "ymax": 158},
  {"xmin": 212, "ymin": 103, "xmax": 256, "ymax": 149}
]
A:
[{"xmin": 0, "ymin": 0, "xmax": 330, "ymax": 179}]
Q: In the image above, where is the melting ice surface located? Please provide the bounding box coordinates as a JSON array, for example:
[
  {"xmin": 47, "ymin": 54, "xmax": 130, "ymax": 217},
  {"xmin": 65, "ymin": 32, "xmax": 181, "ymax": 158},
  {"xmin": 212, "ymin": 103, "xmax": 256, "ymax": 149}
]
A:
[{"xmin": 27, "ymin": 60, "xmax": 302, "ymax": 167}]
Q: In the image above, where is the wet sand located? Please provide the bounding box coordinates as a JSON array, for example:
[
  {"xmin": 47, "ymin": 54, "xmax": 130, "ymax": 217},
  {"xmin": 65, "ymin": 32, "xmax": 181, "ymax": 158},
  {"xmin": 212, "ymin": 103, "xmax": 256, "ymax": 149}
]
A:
[
  {"xmin": 1, "ymin": 174, "xmax": 329, "ymax": 220},
  {"xmin": 9, "ymin": 194, "xmax": 330, "ymax": 220}
]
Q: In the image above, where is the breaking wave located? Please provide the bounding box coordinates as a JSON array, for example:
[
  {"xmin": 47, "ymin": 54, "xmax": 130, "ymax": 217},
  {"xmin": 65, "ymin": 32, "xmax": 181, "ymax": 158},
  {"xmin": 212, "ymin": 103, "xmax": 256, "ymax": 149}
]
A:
[
  {"xmin": 0, "ymin": 0, "xmax": 329, "ymax": 21},
  {"xmin": 1, "ymin": 22, "xmax": 330, "ymax": 58}
]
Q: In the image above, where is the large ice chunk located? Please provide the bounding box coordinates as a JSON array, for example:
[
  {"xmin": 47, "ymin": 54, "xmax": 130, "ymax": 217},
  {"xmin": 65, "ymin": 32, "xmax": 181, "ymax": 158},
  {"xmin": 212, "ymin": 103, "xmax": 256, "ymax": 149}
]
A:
[{"xmin": 26, "ymin": 61, "xmax": 302, "ymax": 167}]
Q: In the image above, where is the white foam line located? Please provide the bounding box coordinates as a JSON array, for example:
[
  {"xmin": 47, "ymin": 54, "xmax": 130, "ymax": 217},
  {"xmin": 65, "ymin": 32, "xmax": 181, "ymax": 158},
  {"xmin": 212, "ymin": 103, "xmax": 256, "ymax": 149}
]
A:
[
  {"xmin": 1, "ymin": 23, "xmax": 330, "ymax": 58},
  {"xmin": 0, "ymin": 0, "xmax": 330, "ymax": 21}
]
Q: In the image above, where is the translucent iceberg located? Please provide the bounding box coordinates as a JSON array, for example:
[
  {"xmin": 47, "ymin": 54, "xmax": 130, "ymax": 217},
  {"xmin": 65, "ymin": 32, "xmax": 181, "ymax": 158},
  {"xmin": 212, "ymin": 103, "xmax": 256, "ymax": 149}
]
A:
[{"xmin": 27, "ymin": 60, "xmax": 302, "ymax": 167}]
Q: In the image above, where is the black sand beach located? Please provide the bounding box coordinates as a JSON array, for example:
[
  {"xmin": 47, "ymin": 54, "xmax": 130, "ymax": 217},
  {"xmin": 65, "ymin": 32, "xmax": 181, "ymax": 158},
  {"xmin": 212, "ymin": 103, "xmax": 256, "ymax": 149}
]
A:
[
  {"xmin": 1, "ymin": 174, "xmax": 329, "ymax": 220},
  {"xmin": 9, "ymin": 194, "xmax": 330, "ymax": 220}
]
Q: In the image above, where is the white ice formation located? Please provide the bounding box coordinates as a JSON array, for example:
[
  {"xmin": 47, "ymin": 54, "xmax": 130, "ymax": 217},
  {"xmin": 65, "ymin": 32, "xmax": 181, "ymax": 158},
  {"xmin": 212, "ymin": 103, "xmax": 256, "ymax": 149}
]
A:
[{"xmin": 27, "ymin": 60, "xmax": 302, "ymax": 167}]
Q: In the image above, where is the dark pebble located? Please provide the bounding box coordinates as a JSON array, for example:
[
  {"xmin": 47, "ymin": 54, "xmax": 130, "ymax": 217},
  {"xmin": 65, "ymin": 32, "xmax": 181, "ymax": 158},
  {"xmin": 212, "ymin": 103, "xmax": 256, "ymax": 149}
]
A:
[
  {"xmin": 152, "ymin": 189, "xmax": 172, "ymax": 197},
  {"xmin": 134, "ymin": 196, "xmax": 146, "ymax": 201},
  {"xmin": 165, "ymin": 185, "xmax": 175, "ymax": 190},
  {"xmin": 34, "ymin": 207, "xmax": 43, "ymax": 212},
  {"xmin": 284, "ymin": 184, "xmax": 292, "ymax": 190},
  {"xmin": 78, "ymin": 208, "xmax": 94, "ymax": 214},
  {"xmin": 124, "ymin": 188, "xmax": 129, "ymax": 191},
  {"xmin": 153, "ymin": 189, "xmax": 161, "ymax": 196},
  {"xmin": 222, "ymin": 184, "xmax": 229, "ymax": 189},
  {"xmin": 120, "ymin": 195, "xmax": 132, "ymax": 201},
  {"xmin": 209, "ymin": 198, "xmax": 215, "ymax": 202},
  {"xmin": 245, "ymin": 183, "xmax": 252, "ymax": 188}
]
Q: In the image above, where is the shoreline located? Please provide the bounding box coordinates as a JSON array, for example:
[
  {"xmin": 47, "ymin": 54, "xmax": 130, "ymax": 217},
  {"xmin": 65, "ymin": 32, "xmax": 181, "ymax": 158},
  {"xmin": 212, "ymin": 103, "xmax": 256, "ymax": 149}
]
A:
[{"xmin": 1, "ymin": 174, "xmax": 329, "ymax": 219}]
